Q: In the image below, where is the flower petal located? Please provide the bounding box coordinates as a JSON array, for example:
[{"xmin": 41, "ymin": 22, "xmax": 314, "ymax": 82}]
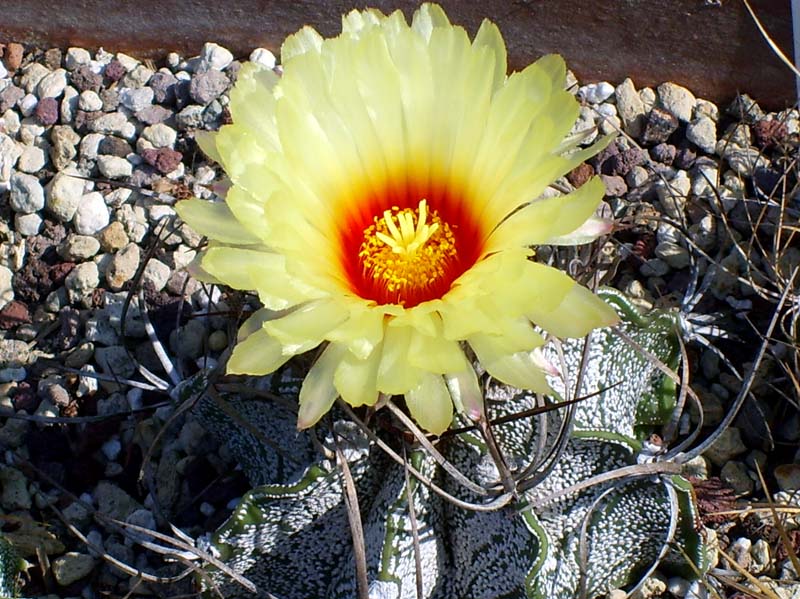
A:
[
  {"xmin": 264, "ymin": 300, "xmax": 349, "ymax": 355},
  {"xmin": 405, "ymin": 372, "xmax": 453, "ymax": 435},
  {"xmin": 333, "ymin": 344, "xmax": 381, "ymax": 407},
  {"xmin": 227, "ymin": 328, "xmax": 290, "ymax": 376},
  {"xmin": 472, "ymin": 18, "xmax": 507, "ymax": 91},
  {"xmin": 377, "ymin": 324, "xmax": 423, "ymax": 395},
  {"xmin": 326, "ymin": 304, "xmax": 385, "ymax": 360},
  {"xmin": 544, "ymin": 215, "xmax": 614, "ymax": 246},
  {"xmin": 297, "ymin": 343, "xmax": 347, "ymax": 429},
  {"xmin": 281, "ymin": 26, "xmax": 323, "ymax": 63},
  {"xmin": 487, "ymin": 176, "xmax": 606, "ymax": 250},
  {"xmin": 175, "ymin": 198, "xmax": 260, "ymax": 245},
  {"xmin": 445, "ymin": 365, "xmax": 484, "ymax": 421},
  {"xmin": 229, "ymin": 62, "xmax": 281, "ymax": 152},
  {"xmin": 528, "ymin": 283, "xmax": 620, "ymax": 338}
]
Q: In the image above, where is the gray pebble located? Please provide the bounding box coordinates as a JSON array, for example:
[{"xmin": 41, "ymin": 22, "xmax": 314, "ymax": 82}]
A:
[
  {"xmin": 775, "ymin": 463, "xmax": 800, "ymax": 492},
  {"xmin": 120, "ymin": 64, "xmax": 154, "ymax": 88},
  {"xmin": 119, "ymin": 86, "xmax": 154, "ymax": 112},
  {"xmin": 0, "ymin": 466, "xmax": 31, "ymax": 510},
  {"xmin": 94, "ymin": 480, "xmax": 142, "ymax": 520},
  {"xmin": 95, "ymin": 345, "xmax": 136, "ymax": 378},
  {"xmin": 0, "ymin": 133, "xmax": 22, "ymax": 181},
  {"xmin": 704, "ymin": 427, "xmax": 747, "ymax": 466},
  {"xmin": 170, "ymin": 319, "xmax": 206, "ymax": 359},
  {"xmin": 97, "ymin": 154, "xmax": 133, "ymax": 179},
  {"xmin": 655, "ymin": 241, "xmax": 690, "ymax": 269},
  {"xmin": 720, "ymin": 460, "xmax": 754, "ymax": 495},
  {"xmin": 189, "ymin": 69, "xmax": 229, "ymax": 104},
  {"xmin": 142, "ymin": 258, "xmax": 171, "ymax": 291},
  {"xmin": 49, "ymin": 125, "xmax": 81, "ymax": 170},
  {"xmin": 58, "ymin": 234, "xmax": 101, "ymax": 261},
  {"xmin": 10, "ymin": 172, "xmax": 45, "ymax": 213},
  {"xmin": 52, "ymin": 552, "xmax": 96, "ymax": 586},
  {"xmin": 175, "ymin": 104, "xmax": 204, "ymax": 130},
  {"xmin": 65, "ymin": 261, "xmax": 99, "ymax": 302},
  {"xmin": 20, "ymin": 63, "xmax": 50, "ymax": 94}
]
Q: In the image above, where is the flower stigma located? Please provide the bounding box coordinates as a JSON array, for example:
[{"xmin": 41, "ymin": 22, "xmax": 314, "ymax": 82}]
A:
[{"xmin": 358, "ymin": 199, "xmax": 459, "ymax": 307}]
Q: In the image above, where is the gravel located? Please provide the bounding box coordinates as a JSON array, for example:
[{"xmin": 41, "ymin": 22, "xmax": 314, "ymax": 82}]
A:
[{"xmin": 0, "ymin": 39, "xmax": 797, "ymax": 599}]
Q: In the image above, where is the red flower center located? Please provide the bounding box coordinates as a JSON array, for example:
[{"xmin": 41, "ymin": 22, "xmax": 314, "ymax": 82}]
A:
[{"xmin": 339, "ymin": 176, "xmax": 483, "ymax": 308}]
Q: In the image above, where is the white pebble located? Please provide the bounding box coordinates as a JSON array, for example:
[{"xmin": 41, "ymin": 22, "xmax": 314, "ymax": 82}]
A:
[
  {"xmin": 579, "ymin": 81, "xmax": 615, "ymax": 104},
  {"xmin": 36, "ymin": 69, "xmax": 68, "ymax": 99},
  {"xmin": 14, "ymin": 212, "xmax": 42, "ymax": 236},
  {"xmin": 200, "ymin": 42, "xmax": 234, "ymax": 71},
  {"xmin": 73, "ymin": 191, "xmax": 110, "ymax": 235},
  {"xmin": 16, "ymin": 144, "xmax": 46, "ymax": 173},
  {"xmin": 114, "ymin": 52, "xmax": 140, "ymax": 71},
  {"xmin": 65, "ymin": 47, "xmax": 91, "ymax": 70},
  {"xmin": 249, "ymin": 48, "xmax": 276, "ymax": 69},
  {"xmin": 97, "ymin": 155, "xmax": 133, "ymax": 179},
  {"xmin": 199, "ymin": 502, "xmax": 215, "ymax": 516},
  {"xmin": 78, "ymin": 90, "xmax": 103, "ymax": 112},
  {"xmin": 18, "ymin": 94, "xmax": 38, "ymax": 117}
]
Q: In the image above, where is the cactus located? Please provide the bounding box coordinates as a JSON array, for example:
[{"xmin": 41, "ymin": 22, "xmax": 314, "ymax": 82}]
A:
[{"xmin": 194, "ymin": 290, "xmax": 710, "ymax": 598}]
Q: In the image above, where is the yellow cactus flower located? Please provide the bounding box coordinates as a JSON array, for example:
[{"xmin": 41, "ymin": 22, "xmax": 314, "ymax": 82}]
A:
[{"xmin": 176, "ymin": 3, "xmax": 619, "ymax": 435}]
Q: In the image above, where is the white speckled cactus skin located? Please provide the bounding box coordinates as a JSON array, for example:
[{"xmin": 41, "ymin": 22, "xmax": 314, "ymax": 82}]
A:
[{"xmin": 194, "ymin": 290, "xmax": 710, "ymax": 599}]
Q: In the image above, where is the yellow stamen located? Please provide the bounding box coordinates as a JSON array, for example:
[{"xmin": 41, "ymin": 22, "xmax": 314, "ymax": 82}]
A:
[{"xmin": 358, "ymin": 199, "xmax": 457, "ymax": 305}]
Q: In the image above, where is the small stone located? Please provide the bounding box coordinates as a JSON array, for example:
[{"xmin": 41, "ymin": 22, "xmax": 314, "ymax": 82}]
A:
[
  {"xmin": 249, "ymin": 48, "xmax": 276, "ymax": 69},
  {"xmin": 78, "ymin": 89, "xmax": 103, "ymax": 112},
  {"xmin": 103, "ymin": 58, "xmax": 127, "ymax": 82},
  {"xmin": 105, "ymin": 243, "xmax": 140, "ymax": 290},
  {"xmin": 100, "ymin": 87, "xmax": 119, "ymax": 111},
  {"xmin": 20, "ymin": 63, "xmax": 50, "ymax": 94},
  {"xmin": 176, "ymin": 104, "xmax": 205, "ymax": 130},
  {"xmin": 752, "ymin": 118, "xmax": 788, "ymax": 149},
  {"xmin": 14, "ymin": 212, "xmax": 42, "ymax": 236},
  {"xmin": 94, "ymin": 480, "xmax": 142, "ymax": 520},
  {"xmin": 723, "ymin": 146, "xmax": 767, "ymax": 177},
  {"xmin": 46, "ymin": 168, "xmax": 85, "ymax": 222},
  {"xmin": 65, "ymin": 261, "xmax": 99, "ymax": 302},
  {"xmin": 73, "ymin": 191, "xmax": 110, "ymax": 234},
  {"xmin": 95, "ymin": 345, "xmax": 136, "ymax": 378},
  {"xmin": 98, "ymin": 222, "xmax": 129, "ymax": 252},
  {"xmin": 0, "ymin": 466, "xmax": 31, "ymax": 509},
  {"xmin": 10, "ymin": 172, "xmax": 45, "ymax": 213},
  {"xmin": 65, "ymin": 47, "xmax": 91, "ymax": 70},
  {"xmin": 189, "ymin": 70, "xmax": 229, "ymax": 104},
  {"xmin": 44, "ymin": 48, "xmax": 63, "ymax": 69},
  {"xmin": 727, "ymin": 93, "xmax": 763, "ymax": 122},
  {"xmin": 0, "ymin": 266, "xmax": 14, "ymax": 310},
  {"xmin": 657, "ymin": 81, "xmax": 695, "ymax": 122},
  {"xmin": 140, "ymin": 147, "xmax": 182, "ymax": 174},
  {"xmin": 134, "ymin": 104, "xmax": 172, "ymax": 125},
  {"xmin": 0, "ymin": 84, "xmax": 24, "ymax": 113},
  {"xmin": 607, "ymin": 147, "xmax": 645, "ymax": 177},
  {"xmin": 142, "ymin": 259, "xmax": 171, "ymax": 291},
  {"xmin": 170, "ymin": 319, "xmax": 206, "ymax": 359},
  {"xmin": 655, "ymin": 241, "xmax": 690, "ymax": 269},
  {"xmin": 58, "ymin": 234, "xmax": 100, "ymax": 261},
  {"xmin": 121, "ymin": 64, "xmax": 154, "ymax": 88},
  {"xmin": 2, "ymin": 43, "xmax": 24, "ymax": 72},
  {"xmin": 18, "ymin": 93, "xmax": 38, "ymax": 117},
  {"xmin": 686, "ymin": 116, "xmax": 717, "ymax": 154},
  {"xmin": 0, "ymin": 133, "xmax": 21, "ymax": 181},
  {"xmin": 141, "ymin": 122, "xmax": 177, "ymax": 148},
  {"xmin": 641, "ymin": 107, "xmax": 679, "ymax": 145},
  {"xmin": 98, "ymin": 135, "xmax": 132, "ymax": 157},
  {"xmin": 208, "ymin": 329, "xmax": 228, "ymax": 351},
  {"xmin": 16, "ymin": 144, "xmax": 46, "ymax": 173},
  {"xmin": 704, "ymin": 427, "xmax": 747, "ymax": 466},
  {"xmin": 667, "ymin": 577, "xmax": 691, "ymax": 597},
  {"xmin": 625, "ymin": 165, "xmax": 649, "ymax": 188},
  {"xmin": 751, "ymin": 539, "xmax": 770, "ymax": 574},
  {"xmin": 674, "ymin": 145, "xmax": 697, "ymax": 170},
  {"xmin": 630, "ymin": 573, "xmax": 667, "ymax": 599},
  {"xmin": 149, "ymin": 70, "xmax": 178, "ymax": 104},
  {"xmin": 0, "ymin": 300, "xmax": 31, "ymax": 330},
  {"xmin": 71, "ymin": 64, "xmax": 102, "ymax": 92},
  {"xmin": 179, "ymin": 420, "xmax": 210, "ymax": 455},
  {"xmin": 37, "ymin": 68, "xmax": 68, "ymax": 99},
  {"xmin": 720, "ymin": 460, "xmax": 754, "ymax": 496},
  {"xmin": 600, "ymin": 174, "xmax": 627, "ymax": 198},
  {"xmin": 200, "ymin": 42, "xmax": 235, "ymax": 71},
  {"xmin": 89, "ymin": 111, "xmax": 133, "ymax": 138},
  {"xmin": 97, "ymin": 155, "xmax": 133, "ymax": 179},
  {"xmin": 34, "ymin": 96, "xmax": 59, "ymax": 125},
  {"xmin": 730, "ymin": 537, "xmax": 752, "ymax": 570},
  {"xmin": 639, "ymin": 258, "xmax": 669, "ymax": 277},
  {"xmin": 0, "ymin": 339, "xmax": 29, "ymax": 368},
  {"xmin": 566, "ymin": 162, "xmax": 594, "ymax": 188},
  {"xmin": 52, "ymin": 552, "xmax": 96, "ymax": 586},
  {"xmin": 775, "ymin": 464, "xmax": 800, "ymax": 492},
  {"xmin": 119, "ymin": 86, "xmax": 154, "ymax": 112}
]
